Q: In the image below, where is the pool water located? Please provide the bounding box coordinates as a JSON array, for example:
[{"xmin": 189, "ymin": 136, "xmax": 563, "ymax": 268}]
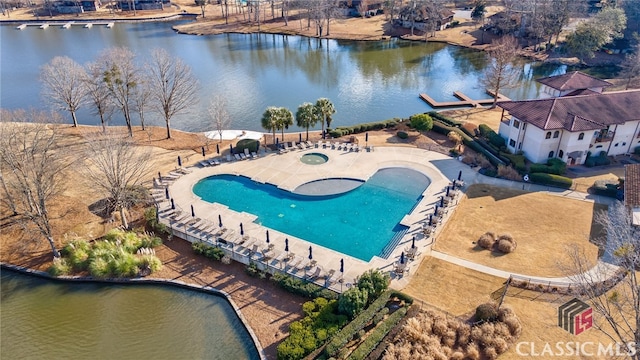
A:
[
  {"xmin": 300, "ymin": 153, "xmax": 329, "ymax": 165},
  {"xmin": 192, "ymin": 168, "xmax": 430, "ymax": 261}
]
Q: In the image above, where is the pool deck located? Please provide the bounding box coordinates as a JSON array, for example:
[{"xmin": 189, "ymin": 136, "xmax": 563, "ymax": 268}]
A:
[{"xmin": 159, "ymin": 145, "xmax": 475, "ymax": 292}]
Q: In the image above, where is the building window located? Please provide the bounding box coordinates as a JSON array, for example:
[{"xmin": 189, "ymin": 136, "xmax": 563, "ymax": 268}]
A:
[
  {"xmin": 596, "ymin": 145, "xmax": 603, "ymax": 149},
  {"xmin": 614, "ymin": 143, "xmax": 619, "ymax": 147},
  {"xmin": 553, "ymin": 131, "xmax": 559, "ymax": 138},
  {"xmin": 548, "ymin": 151, "xmax": 554, "ymax": 158},
  {"xmin": 558, "ymin": 150, "xmax": 564, "ymax": 158},
  {"xmin": 546, "ymin": 132, "xmax": 551, "ymax": 139},
  {"xmin": 623, "ymin": 142, "xmax": 626, "ymax": 146},
  {"xmin": 513, "ymin": 119, "xmax": 520, "ymax": 128},
  {"xmin": 578, "ymin": 133, "xmax": 584, "ymax": 140},
  {"xmin": 518, "ymin": 143, "xmax": 522, "ymax": 150},
  {"xmin": 509, "ymin": 139, "xmax": 516, "ymax": 147}
]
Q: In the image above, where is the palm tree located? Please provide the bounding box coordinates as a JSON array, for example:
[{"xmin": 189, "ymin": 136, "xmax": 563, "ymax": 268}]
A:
[
  {"xmin": 296, "ymin": 102, "xmax": 320, "ymax": 141},
  {"xmin": 277, "ymin": 107, "xmax": 294, "ymax": 142},
  {"xmin": 261, "ymin": 106, "xmax": 279, "ymax": 145},
  {"xmin": 315, "ymin": 98, "xmax": 335, "ymax": 139}
]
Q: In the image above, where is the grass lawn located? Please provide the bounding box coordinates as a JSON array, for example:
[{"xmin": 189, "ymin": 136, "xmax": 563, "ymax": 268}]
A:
[{"xmin": 433, "ymin": 184, "xmax": 605, "ymax": 278}]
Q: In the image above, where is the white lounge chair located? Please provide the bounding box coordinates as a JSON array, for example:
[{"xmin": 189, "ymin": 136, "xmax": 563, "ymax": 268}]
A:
[
  {"xmin": 239, "ymin": 153, "xmax": 247, "ymax": 160},
  {"xmin": 305, "ymin": 266, "xmax": 322, "ymax": 280},
  {"xmin": 234, "ymin": 153, "xmax": 242, "ymax": 161}
]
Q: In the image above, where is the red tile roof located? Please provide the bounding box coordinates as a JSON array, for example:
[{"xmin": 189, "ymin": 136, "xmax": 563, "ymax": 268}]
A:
[
  {"xmin": 537, "ymin": 71, "xmax": 612, "ymax": 91},
  {"xmin": 625, "ymin": 164, "xmax": 640, "ymax": 208},
  {"xmin": 498, "ymin": 90, "xmax": 640, "ymax": 131}
]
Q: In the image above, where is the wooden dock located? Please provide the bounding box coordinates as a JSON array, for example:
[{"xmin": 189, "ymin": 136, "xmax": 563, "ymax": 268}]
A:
[
  {"xmin": 16, "ymin": 22, "xmax": 114, "ymax": 30},
  {"xmin": 419, "ymin": 90, "xmax": 510, "ymax": 108}
]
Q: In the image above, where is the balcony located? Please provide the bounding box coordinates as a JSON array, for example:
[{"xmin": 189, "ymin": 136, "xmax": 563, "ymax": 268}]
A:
[{"xmin": 594, "ymin": 131, "xmax": 614, "ymax": 143}]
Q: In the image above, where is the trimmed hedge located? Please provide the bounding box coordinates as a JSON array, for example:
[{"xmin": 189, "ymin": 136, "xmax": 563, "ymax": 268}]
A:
[
  {"xmin": 328, "ymin": 119, "xmax": 400, "ymax": 138},
  {"xmin": 271, "ymin": 272, "xmax": 338, "ymax": 300},
  {"xmin": 585, "ymin": 154, "xmax": 611, "ymax": 167},
  {"xmin": 348, "ymin": 306, "xmax": 408, "ymax": 360},
  {"xmin": 635, "ymin": 146, "xmax": 640, "ymax": 155},
  {"xmin": 591, "ymin": 179, "xmax": 620, "ymax": 198},
  {"xmin": 235, "ymin": 138, "xmax": 260, "ymax": 154},
  {"xmin": 324, "ymin": 290, "xmax": 393, "ymax": 357},
  {"xmin": 427, "ymin": 111, "xmax": 462, "ymax": 127},
  {"xmin": 390, "ymin": 290, "xmax": 414, "ymax": 305},
  {"xmin": 529, "ymin": 158, "xmax": 566, "ymax": 175},
  {"xmin": 192, "ymin": 242, "xmax": 225, "ymax": 261},
  {"xmin": 529, "ymin": 172, "xmax": 573, "ymax": 189},
  {"xmin": 397, "ymin": 131, "xmax": 408, "ymax": 139},
  {"xmin": 502, "ymin": 153, "xmax": 526, "ymax": 172}
]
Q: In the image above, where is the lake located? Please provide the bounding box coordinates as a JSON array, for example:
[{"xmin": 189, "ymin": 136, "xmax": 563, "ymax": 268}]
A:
[
  {"xmin": 0, "ymin": 269, "xmax": 261, "ymax": 360},
  {"xmin": 0, "ymin": 20, "xmax": 568, "ymax": 133}
]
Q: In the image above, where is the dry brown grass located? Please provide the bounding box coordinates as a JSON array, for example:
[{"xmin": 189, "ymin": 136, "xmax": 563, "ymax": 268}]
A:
[
  {"xmin": 401, "ymin": 257, "xmax": 617, "ymax": 360},
  {"xmin": 433, "ymin": 184, "xmax": 603, "ymax": 277},
  {"xmin": 440, "ymin": 108, "xmax": 505, "ymax": 132}
]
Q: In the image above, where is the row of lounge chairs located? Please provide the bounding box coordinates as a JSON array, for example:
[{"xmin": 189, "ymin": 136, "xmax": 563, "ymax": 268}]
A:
[
  {"xmin": 278, "ymin": 141, "xmax": 314, "ymax": 154},
  {"xmin": 317, "ymin": 141, "xmax": 368, "ymax": 152},
  {"xmin": 199, "ymin": 157, "xmax": 221, "ymax": 167},
  {"xmin": 232, "ymin": 148, "xmax": 259, "ymax": 161}
]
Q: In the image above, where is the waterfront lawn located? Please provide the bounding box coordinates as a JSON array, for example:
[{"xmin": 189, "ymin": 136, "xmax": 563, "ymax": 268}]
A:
[{"xmin": 433, "ymin": 184, "xmax": 603, "ymax": 277}]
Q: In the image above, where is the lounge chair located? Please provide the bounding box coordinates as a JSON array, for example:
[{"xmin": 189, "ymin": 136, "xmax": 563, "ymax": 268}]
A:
[
  {"xmin": 324, "ymin": 269, "xmax": 337, "ymax": 285},
  {"xmin": 251, "ymin": 151, "xmax": 258, "ymax": 159},
  {"xmin": 305, "ymin": 266, "xmax": 322, "ymax": 280},
  {"xmin": 234, "ymin": 153, "xmax": 242, "ymax": 161},
  {"xmin": 239, "ymin": 153, "xmax": 247, "ymax": 160},
  {"xmin": 226, "ymin": 154, "xmax": 232, "ymax": 162},
  {"xmin": 176, "ymin": 167, "xmax": 192, "ymax": 174},
  {"xmin": 199, "ymin": 160, "xmax": 210, "ymax": 167}
]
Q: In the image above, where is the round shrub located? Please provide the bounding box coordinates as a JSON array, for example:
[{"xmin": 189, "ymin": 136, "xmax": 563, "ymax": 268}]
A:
[
  {"xmin": 497, "ymin": 234, "xmax": 517, "ymax": 253},
  {"xmin": 475, "ymin": 302, "xmax": 498, "ymax": 322},
  {"xmin": 397, "ymin": 131, "xmax": 408, "ymax": 139},
  {"xmin": 477, "ymin": 232, "xmax": 496, "ymax": 250},
  {"xmin": 235, "ymin": 138, "xmax": 259, "ymax": 154}
]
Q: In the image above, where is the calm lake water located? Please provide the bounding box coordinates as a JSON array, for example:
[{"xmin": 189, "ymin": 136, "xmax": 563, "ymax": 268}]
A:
[
  {"xmin": 0, "ymin": 20, "xmax": 568, "ymax": 132},
  {"xmin": 0, "ymin": 269, "xmax": 260, "ymax": 360}
]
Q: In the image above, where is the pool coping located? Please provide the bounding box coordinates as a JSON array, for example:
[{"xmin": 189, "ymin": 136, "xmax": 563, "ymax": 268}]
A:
[{"xmin": 161, "ymin": 146, "xmax": 473, "ymax": 292}]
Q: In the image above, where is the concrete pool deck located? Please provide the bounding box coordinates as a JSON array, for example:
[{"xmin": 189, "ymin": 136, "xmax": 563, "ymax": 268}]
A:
[{"xmin": 160, "ymin": 145, "xmax": 471, "ymax": 292}]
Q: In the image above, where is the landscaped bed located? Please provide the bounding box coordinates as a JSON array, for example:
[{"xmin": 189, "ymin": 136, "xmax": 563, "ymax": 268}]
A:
[{"xmin": 433, "ymin": 184, "xmax": 604, "ymax": 277}]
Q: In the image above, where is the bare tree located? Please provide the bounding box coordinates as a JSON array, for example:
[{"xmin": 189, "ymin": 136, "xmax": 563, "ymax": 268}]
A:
[
  {"xmin": 133, "ymin": 79, "xmax": 152, "ymax": 131},
  {"xmin": 80, "ymin": 130, "xmax": 154, "ymax": 229},
  {"xmin": 99, "ymin": 47, "xmax": 140, "ymax": 137},
  {"xmin": 147, "ymin": 48, "xmax": 199, "ymax": 139},
  {"xmin": 564, "ymin": 202, "xmax": 639, "ymax": 359},
  {"xmin": 479, "ymin": 36, "xmax": 520, "ymax": 108},
  {"xmin": 358, "ymin": 0, "xmax": 369, "ymax": 18},
  {"xmin": 621, "ymin": 50, "xmax": 640, "ymax": 90},
  {"xmin": 40, "ymin": 56, "xmax": 87, "ymax": 127},
  {"xmin": 83, "ymin": 61, "xmax": 114, "ymax": 132},
  {"xmin": 195, "ymin": 0, "xmax": 207, "ymax": 17},
  {"xmin": 0, "ymin": 110, "xmax": 72, "ymax": 258},
  {"xmin": 207, "ymin": 94, "xmax": 231, "ymax": 143}
]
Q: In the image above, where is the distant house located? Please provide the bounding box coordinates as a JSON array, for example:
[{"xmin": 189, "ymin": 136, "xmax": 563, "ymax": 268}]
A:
[
  {"xmin": 486, "ymin": 11, "xmax": 521, "ymax": 35},
  {"xmin": 398, "ymin": 8, "xmax": 454, "ymax": 32},
  {"xmin": 118, "ymin": 0, "xmax": 168, "ymax": 11},
  {"xmin": 497, "ymin": 72, "xmax": 640, "ymax": 165},
  {"xmin": 624, "ymin": 164, "xmax": 640, "ymax": 226},
  {"xmin": 536, "ymin": 71, "xmax": 613, "ymax": 98},
  {"xmin": 53, "ymin": 0, "xmax": 100, "ymax": 13}
]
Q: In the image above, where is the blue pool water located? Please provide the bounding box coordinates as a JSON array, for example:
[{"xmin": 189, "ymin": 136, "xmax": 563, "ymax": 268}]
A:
[{"xmin": 192, "ymin": 168, "xmax": 430, "ymax": 261}]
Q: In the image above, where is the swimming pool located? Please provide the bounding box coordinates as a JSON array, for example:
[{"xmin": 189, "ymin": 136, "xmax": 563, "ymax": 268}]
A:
[{"xmin": 192, "ymin": 168, "xmax": 430, "ymax": 261}]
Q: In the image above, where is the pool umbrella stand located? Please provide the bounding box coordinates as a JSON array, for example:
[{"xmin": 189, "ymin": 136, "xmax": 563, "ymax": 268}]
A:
[
  {"xmin": 266, "ymin": 230, "xmax": 270, "ymax": 244},
  {"xmin": 216, "ymin": 143, "xmax": 220, "ymax": 154},
  {"xmin": 218, "ymin": 215, "xmax": 223, "ymax": 227},
  {"xmin": 178, "ymin": 156, "xmax": 182, "ymax": 167},
  {"xmin": 190, "ymin": 205, "xmax": 195, "ymax": 217},
  {"xmin": 170, "ymin": 198, "xmax": 175, "ymax": 210},
  {"xmin": 240, "ymin": 223, "xmax": 244, "ymax": 236},
  {"xmin": 201, "ymin": 147, "xmax": 206, "ymax": 157},
  {"xmin": 165, "ymin": 187, "xmax": 170, "ymax": 200},
  {"xmin": 308, "ymin": 246, "xmax": 313, "ymax": 260}
]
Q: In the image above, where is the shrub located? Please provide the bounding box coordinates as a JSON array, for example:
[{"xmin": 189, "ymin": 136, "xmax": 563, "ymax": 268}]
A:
[
  {"xmin": 591, "ymin": 179, "xmax": 620, "ymax": 198},
  {"xmin": 448, "ymin": 131, "xmax": 463, "ymax": 146},
  {"xmin": 235, "ymin": 138, "xmax": 260, "ymax": 154},
  {"xmin": 502, "ymin": 153, "xmax": 526, "ymax": 172},
  {"xmin": 635, "ymin": 145, "xmax": 640, "ymax": 155},
  {"xmin": 584, "ymin": 153, "xmax": 611, "ymax": 167},
  {"xmin": 338, "ymin": 287, "xmax": 369, "ymax": 318},
  {"xmin": 475, "ymin": 302, "xmax": 498, "ymax": 322},
  {"xmin": 497, "ymin": 165, "xmax": 522, "ymax": 181},
  {"xmin": 477, "ymin": 232, "xmax": 496, "ymax": 249},
  {"xmin": 528, "ymin": 173, "xmax": 573, "ymax": 188},
  {"xmin": 144, "ymin": 207, "xmax": 168, "ymax": 235},
  {"xmin": 409, "ymin": 113, "xmax": 433, "ymax": 132},
  {"xmin": 389, "ymin": 290, "xmax": 414, "ymax": 304},
  {"xmin": 47, "ymin": 258, "xmax": 71, "ymax": 276},
  {"xmin": 356, "ymin": 269, "xmax": 390, "ymax": 303},
  {"xmin": 397, "ymin": 131, "xmax": 408, "ymax": 139},
  {"xmin": 496, "ymin": 234, "xmax": 517, "ymax": 253},
  {"xmin": 138, "ymin": 254, "xmax": 162, "ymax": 272},
  {"xmin": 427, "ymin": 111, "xmax": 461, "ymax": 127},
  {"xmin": 270, "ymin": 272, "xmax": 338, "ymax": 300}
]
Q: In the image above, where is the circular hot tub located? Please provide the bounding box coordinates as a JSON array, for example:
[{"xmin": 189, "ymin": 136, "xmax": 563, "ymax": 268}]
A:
[{"xmin": 300, "ymin": 153, "xmax": 328, "ymax": 165}]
